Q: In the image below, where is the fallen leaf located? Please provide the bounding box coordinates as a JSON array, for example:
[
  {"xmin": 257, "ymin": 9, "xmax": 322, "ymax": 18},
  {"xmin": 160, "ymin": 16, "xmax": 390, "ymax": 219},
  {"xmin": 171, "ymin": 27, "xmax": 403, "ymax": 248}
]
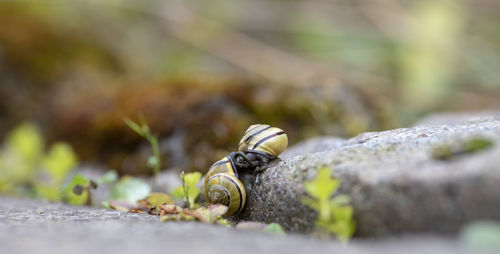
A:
[
  {"xmin": 159, "ymin": 204, "xmax": 183, "ymax": 214},
  {"xmin": 109, "ymin": 200, "xmax": 137, "ymax": 212},
  {"xmin": 145, "ymin": 193, "xmax": 174, "ymax": 208},
  {"xmin": 195, "ymin": 204, "xmax": 228, "ymax": 223}
]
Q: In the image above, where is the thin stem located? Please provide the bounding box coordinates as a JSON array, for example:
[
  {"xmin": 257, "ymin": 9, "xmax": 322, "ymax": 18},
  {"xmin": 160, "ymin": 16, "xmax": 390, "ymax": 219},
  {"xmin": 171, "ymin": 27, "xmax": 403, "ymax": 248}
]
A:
[
  {"xmin": 181, "ymin": 172, "xmax": 191, "ymax": 209},
  {"xmin": 146, "ymin": 134, "xmax": 161, "ymax": 177}
]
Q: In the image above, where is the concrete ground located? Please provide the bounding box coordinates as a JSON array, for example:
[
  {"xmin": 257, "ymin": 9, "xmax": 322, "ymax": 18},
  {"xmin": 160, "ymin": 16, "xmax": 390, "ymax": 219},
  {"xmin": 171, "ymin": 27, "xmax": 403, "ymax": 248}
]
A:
[{"xmin": 0, "ymin": 197, "xmax": 474, "ymax": 254}]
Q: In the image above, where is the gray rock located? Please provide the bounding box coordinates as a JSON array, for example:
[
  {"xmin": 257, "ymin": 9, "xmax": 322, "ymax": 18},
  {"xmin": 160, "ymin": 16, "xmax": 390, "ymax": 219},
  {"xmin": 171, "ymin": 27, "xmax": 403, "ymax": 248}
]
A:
[
  {"xmin": 280, "ymin": 136, "xmax": 346, "ymax": 160},
  {"xmin": 236, "ymin": 118, "xmax": 500, "ymax": 236},
  {"xmin": 415, "ymin": 111, "xmax": 500, "ymax": 126},
  {"xmin": 0, "ymin": 197, "xmax": 471, "ymax": 254}
]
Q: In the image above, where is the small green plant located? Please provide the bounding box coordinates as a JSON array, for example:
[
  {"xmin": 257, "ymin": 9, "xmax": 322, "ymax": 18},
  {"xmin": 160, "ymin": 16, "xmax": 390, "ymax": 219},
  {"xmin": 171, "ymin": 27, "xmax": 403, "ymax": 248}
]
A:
[
  {"xmin": 124, "ymin": 116, "xmax": 161, "ymax": 177},
  {"xmin": 172, "ymin": 171, "xmax": 202, "ymax": 209},
  {"xmin": 110, "ymin": 175, "xmax": 152, "ymax": 205},
  {"xmin": 264, "ymin": 223, "xmax": 286, "ymax": 235},
  {"xmin": 302, "ymin": 167, "xmax": 355, "ymax": 241},
  {"xmin": 64, "ymin": 174, "xmax": 97, "ymax": 206},
  {"xmin": 67, "ymin": 171, "xmax": 118, "ymax": 206},
  {"xmin": 460, "ymin": 220, "xmax": 500, "ymax": 253},
  {"xmin": 0, "ymin": 122, "xmax": 79, "ymax": 202}
]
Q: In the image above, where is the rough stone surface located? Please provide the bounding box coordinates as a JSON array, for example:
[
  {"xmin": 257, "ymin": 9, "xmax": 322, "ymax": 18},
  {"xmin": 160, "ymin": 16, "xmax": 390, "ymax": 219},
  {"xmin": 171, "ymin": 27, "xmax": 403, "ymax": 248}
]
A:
[
  {"xmin": 280, "ymin": 136, "xmax": 346, "ymax": 160},
  {"xmin": 0, "ymin": 197, "xmax": 471, "ymax": 254},
  {"xmin": 236, "ymin": 117, "xmax": 500, "ymax": 236},
  {"xmin": 415, "ymin": 111, "xmax": 500, "ymax": 126}
]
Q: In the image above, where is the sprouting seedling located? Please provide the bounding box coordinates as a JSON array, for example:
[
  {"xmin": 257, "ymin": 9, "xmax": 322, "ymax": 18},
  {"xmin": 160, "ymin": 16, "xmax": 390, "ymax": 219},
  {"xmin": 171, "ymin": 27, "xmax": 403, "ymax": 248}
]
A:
[
  {"xmin": 124, "ymin": 116, "xmax": 161, "ymax": 178},
  {"xmin": 72, "ymin": 180, "xmax": 98, "ymax": 206},
  {"xmin": 68, "ymin": 171, "xmax": 118, "ymax": 206},
  {"xmin": 302, "ymin": 167, "xmax": 355, "ymax": 242}
]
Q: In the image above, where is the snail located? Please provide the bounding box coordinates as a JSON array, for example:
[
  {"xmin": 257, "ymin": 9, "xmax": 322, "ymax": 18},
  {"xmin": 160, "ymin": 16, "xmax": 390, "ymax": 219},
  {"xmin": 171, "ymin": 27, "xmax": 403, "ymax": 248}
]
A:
[
  {"xmin": 204, "ymin": 124, "xmax": 288, "ymax": 215},
  {"xmin": 203, "ymin": 156, "xmax": 246, "ymax": 216},
  {"xmin": 237, "ymin": 124, "xmax": 288, "ymax": 173}
]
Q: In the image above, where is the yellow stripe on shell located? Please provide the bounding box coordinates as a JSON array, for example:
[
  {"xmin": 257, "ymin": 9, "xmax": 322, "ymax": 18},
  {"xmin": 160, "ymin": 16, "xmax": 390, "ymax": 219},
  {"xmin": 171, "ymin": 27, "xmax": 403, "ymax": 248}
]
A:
[
  {"xmin": 239, "ymin": 125, "xmax": 288, "ymax": 157},
  {"xmin": 238, "ymin": 124, "xmax": 270, "ymax": 152},
  {"xmin": 205, "ymin": 173, "xmax": 246, "ymax": 216},
  {"xmin": 203, "ymin": 156, "xmax": 237, "ymax": 200}
]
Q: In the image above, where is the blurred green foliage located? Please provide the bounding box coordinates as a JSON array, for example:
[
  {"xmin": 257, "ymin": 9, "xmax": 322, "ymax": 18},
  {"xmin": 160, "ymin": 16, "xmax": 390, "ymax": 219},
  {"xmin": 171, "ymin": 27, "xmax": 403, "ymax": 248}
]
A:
[
  {"xmin": 460, "ymin": 221, "xmax": 500, "ymax": 253},
  {"xmin": 124, "ymin": 117, "xmax": 161, "ymax": 177},
  {"xmin": 302, "ymin": 167, "xmax": 355, "ymax": 241},
  {"xmin": 1, "ymin": 0, "xmax": 500, "ymax": 174},
  {"xmin": 0, "ymin": 122, "xmax": 78, "ymax": 202},
  {"xmin": 110, "ymin": 176, "xmax": 151, "ymax": 205},
  {"xmin": 144, "ymin": 192, "xmax": 174, "ymax": 209},
  {"xmin": 264, "ymin": 223, "xmax": 286, "ymax": 235},
  {"xmin": 63, "ymin": 173, "xmax": 91, "ymax": 205}
]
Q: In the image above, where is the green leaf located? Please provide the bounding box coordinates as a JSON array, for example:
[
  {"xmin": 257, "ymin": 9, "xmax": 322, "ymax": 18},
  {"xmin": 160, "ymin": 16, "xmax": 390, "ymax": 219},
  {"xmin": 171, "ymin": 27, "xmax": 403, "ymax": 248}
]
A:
[
  {"xmin": 145, "ymin": 192, "xmax": 174, "ymax": 207},
  {"xmin": 265, "ymin": 223, "xmax": 286, "ymax": 235},
  {"xmin": 1, "ymin": 122, "xmax": 44, "ymax": 189},
  {"xmin": 301, "ymin": 166, "xmax": 355, "ymax": 241},
  {"xmin": 301, "ymin": 196, "xmax": 320, "ymax": 211},
  {"xmin": 35, "ymin": 184, "xmax": 61, "ymax": 202},
  {"xmin": 42, "ymin": 142, "xmax": 78, "ymax": 184},
  {"xmin": 216, "ymin": 218, "xmax": 232, "ymax": 227},
  {"xmin": 101, "ymin": 201, "xmax": 111, "ymax": 209},
  {"xmin": 6, "ymin": 122, "xmax": 44, "ymax": 166},
  {"xmin": 171, "ymin": 186, "xmax": 185, "ymax": 199},
  {"xmin": 96, "ymin": 171, "xmax": 118, "ymax": 185},
  {"xmin": 331, "ymin": 205, "xmax": 353, "ymax": 221},
  {"xmin": 124, "ymin": 118, "xmax": 145, "ymax": 136},
  {"xmin": 330, "ymin": 195, "xmax": 351, "ymax": 206},
  {"xmin": 110, "ymin": 176, "xmax": 151, "ymax": 204},
  {"xmin": 304, "ymin": 167, "xmax": 339, "ymax": 201},
  {"xmin": 460, "ymin": 221, "xmax": 500, "ymax": 253},
  {"xmin": 62, "ymin": 174, "xmax": 90, "ymax": 205},
  {"xmin": 184, "ymin": 172, "xmax": 201, "ymax": 205},
  {"xmin": 173, "ymin": 172, "xmax": 202, "ymax": 208}
]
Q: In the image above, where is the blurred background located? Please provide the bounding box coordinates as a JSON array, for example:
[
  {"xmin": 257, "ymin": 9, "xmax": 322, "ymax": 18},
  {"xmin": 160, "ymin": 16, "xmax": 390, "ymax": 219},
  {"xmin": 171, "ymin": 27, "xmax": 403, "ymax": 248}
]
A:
[{"xmin": 1, "ymin": 0, "xmax": 499, "ymax": 180}]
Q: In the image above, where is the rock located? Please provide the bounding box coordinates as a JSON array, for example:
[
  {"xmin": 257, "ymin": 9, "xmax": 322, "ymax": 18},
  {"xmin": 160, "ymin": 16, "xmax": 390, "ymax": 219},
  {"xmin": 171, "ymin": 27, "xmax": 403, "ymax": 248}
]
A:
[
  {"xmin": 280, "ymin": 136, "xmax": 346, "ymax": 160},
  {"xmin": 0, "ymin": 197, "xmax": 467, "ymax": 254},
  {"xmin": 236, "ymin": 117, "xmax": 500, "ymax": 236},
  {"xmin": 415, "ymin": 111, "xmax": 500, "ymax": 126}
]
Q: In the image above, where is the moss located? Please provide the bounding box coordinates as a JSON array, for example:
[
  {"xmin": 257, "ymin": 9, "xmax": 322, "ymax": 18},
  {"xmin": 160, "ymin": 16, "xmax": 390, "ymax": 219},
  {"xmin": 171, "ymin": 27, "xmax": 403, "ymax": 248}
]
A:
[
  {"xmin": 463, "ymin": 138, "xmax": 494, "ymax": 153},
  {"xmin": 432, "ymin": 145, "xmax": 454, "ymax": 160},
  {"xmin": 433, "ymin": 137, "xmax": 494, "ymax": 160}
]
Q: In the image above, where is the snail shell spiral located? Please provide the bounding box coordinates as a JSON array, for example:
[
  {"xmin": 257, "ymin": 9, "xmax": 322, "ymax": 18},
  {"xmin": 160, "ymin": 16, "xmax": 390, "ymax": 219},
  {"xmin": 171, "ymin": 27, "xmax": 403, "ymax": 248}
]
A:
[{"xmin": 204, "ymin": 157, "xmax": 247, "ymax": 216}]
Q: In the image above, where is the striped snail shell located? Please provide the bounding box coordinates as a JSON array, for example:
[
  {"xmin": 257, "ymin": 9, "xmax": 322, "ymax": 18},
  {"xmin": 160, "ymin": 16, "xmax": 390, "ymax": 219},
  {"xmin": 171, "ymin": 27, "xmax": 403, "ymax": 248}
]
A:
[
  {"xmin": 204, "ymin": 156, "xmax": 246, "ymax": 216},
  {"xmin": 238, "ymin": 124, "xmax": 288, "ymax": 158}
]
